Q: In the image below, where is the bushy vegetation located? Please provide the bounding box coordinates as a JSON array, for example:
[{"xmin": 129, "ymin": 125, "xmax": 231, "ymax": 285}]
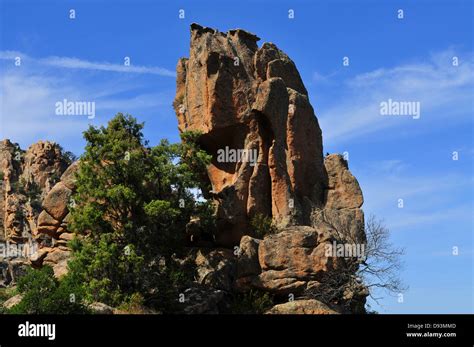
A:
[
  {"xmin": 227, "ymin": 290, "xmax": 274, "ymax": 314},
  {"xmin": 7, "ymin": 266, "xmax": 88, "ymax": 314},
  {"xmin": 63, "ymin": 113, "xmax": 212, "ymax": 312},
  {"xmin": 5, "ymin": 113, "xmax": 283, "ymax": 314},
  {"xmin": 250, "ymin": 213, "xmax": 278, "ymax": 239}
]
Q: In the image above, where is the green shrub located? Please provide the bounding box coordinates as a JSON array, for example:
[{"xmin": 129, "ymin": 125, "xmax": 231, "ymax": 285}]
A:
[
  {"xmin": 8, "ymin": 266, "xmax": 88, "ymax": 314},
  {"xmin": 65, "ymin": 113, "xmax": 210, "ymax": 312},
  {"xmin": 228, "ymin": 290, "xmax": 274, "ymax": 314},
  {"xmin": 65, "ymin": 235, "xmax": 145, "ymax": 307},
  {"xmin": 117, "ymin": 293, "xmax": 147, "ymax": 313},
  {"xmin": 250, "ymin": 213, "xmax": 278, "ymax": 239}
]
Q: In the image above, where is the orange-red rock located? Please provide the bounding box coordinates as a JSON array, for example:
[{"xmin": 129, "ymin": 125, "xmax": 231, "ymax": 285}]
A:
[{"xmin": 174, "ymin": 24, "xmax": 325, "ymax": 246}]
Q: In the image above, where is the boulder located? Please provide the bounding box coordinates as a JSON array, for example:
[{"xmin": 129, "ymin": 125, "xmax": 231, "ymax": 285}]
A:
[
  {"xmin": 324, "ymin": 154, "xmax": 363, "ymax": 210},
  {"xmin": 36, "ymin": 210, "xmax": 61, "ymax": 237},
  {"xmin": 236, "ymin": 235, "xmax": 261, "ymax": 278},
  {"xmin": 58, "ymin": 232, "xmax": 74, "ymax": 242},
  {"xmin": 42, "ymin": 182, "xmax": 71, "ymax": 221},
  {"xmin": 60, "ymin": 160, "xmax": 79, "ymax": 190},
  {"xmin": 3, "ymin": 293, "xmax": 23, "ymax": 310},
  {"xmin": 181, "ymin": 285, "xmax": 227, "ymax": 314},
  {"xmin": 266, "ymin": 299, "xmax": 340, "ymax": 314},
  {"xmin": 312, "ymin": 207, "xmax": 365, "ymax": 244},
  {"xmin": 256, "ymin": 226, "xmax": 338, "ymax": 294},
  {"xmin": 40, "ymin": 248, "xmax": 71, "ymax": 278},
  {"xmin": 43, "ymin": 248, "xmax": 70, "ymax": 266},
  {"xmin": 234, "ymin": 226, "xmax": 344, "ymax": 295},
  {"xmin": 193, "ymin": 248, "xmax": 236, "ymax": 291},
  {"xmin": 29, "ymin": 247, "xmax": 51, "ymax": 267},
  {"xmin": 88, "ymin": 302, "xmax": 114, "ymax": 314}
]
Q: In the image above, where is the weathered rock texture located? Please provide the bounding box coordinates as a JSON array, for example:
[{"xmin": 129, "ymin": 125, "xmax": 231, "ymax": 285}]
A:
[
  {"xmin": 174, "ymin": 24, "xmax": 367, "ymax": 313},
  {"xmin": 312, "ymin": 154, "xmax": 365, "ymax": 245},
  {"xmin": 249, "ymin": 226, "xmax": 341, "ymax": 295},
  {"xmin": 0, "ymin": 139, "xmax": 76, "ymax": 281},
  {"xmin": 31, "ymin": 160, "xmax": 79, "ymax": 277},
  {"xmin": 174, "ymin": 24, "xmax": 326, "ymax": 247},
  {"xmin": 265, "ymin": 299, "xmax": 339, "ymax": 314},
  {"xmin": 0, "ymin": 140, "xmax": 69, "ymax": 243}
]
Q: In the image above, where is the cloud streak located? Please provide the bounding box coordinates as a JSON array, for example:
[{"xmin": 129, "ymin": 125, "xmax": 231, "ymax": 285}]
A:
[
  {"xmin": 41, "ymin": 56, "xmax": 175, "ymax": 77},
  {"xmin": 317, "ymin": 49, "xmax": 474, "ymax": 145},
  {"xmin": 0, "ymin": 50, "xmax": 175, "ymax": 77},
  {"xmin": 357, "ymin": 159, "xmax": 473, "ymax": 231},
  {"xmin": 0, "ymin": 52, "xmax": 175, "ymax": 152}
]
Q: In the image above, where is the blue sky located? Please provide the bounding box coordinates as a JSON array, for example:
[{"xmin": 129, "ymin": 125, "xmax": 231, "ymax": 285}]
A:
[{"xmin": 0, "ymin": 0, "xmax": 472, "ymax": 313}]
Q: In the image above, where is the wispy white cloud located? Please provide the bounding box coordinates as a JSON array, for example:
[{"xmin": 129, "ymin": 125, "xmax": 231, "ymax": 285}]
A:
[
  {"xmin": 312, "ymin": 71, "xmax": 340, "ymax": 84},
  {"xmin": 317, "ymin": 49, "xmax": 474, "ymax": 145},
  {"xmin": 0, "ymin": 70, "xmax": 87, "ymax": 143},
  {"xmin": 367, "ymin": 159, "xmax": 407, "ymax": 176},
  {"xmin": 361, "ymin": 168, "xmax": 472, "ymax": 211},
  {"xmin": 357, "ymin": 158, "xmax": 473, "ymax": 231},
  {"xmin": 0, "ymin": 51, "xmax": 175, "ymax": 151},
  {"xmin": 0, "ymin": 50, "xmax": 175, "ymax": 77},
  {"xmin": 40, "ymin": 56, "xmax": 175, "ymax": 77},
  {"xmin": 387, "ymin": 203, "xmax": 473, "ymax": 229}
]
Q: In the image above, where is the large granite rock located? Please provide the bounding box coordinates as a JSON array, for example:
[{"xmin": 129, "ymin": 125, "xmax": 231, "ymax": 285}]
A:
[
  {"xmin": 266, "ymin": 299, "xmax": 339, "ymax": 314},
  {"xmin": 0, "ymin": 140, "xmax": 69, "ymax": 243},
  {"xmin": 172, "ymin": 25, "xmax": 368, "ymax": 313},
  {"xmin": 42, "ymin": 182, "xmax": 72, "ymax": 221},
  {"xmin": 1, "ymin": 139, "xmax": 79, "ymax": 280},
  {"xmin": 32, "ymin": 160, "xmax": 80, "ymax": 277},
  {"xmin": 312, "ymin": 154, "xmax": 366, "ymax": 244},
  {"xmin": 235, "ymin": 226, "xmax": 343, "ymax": 295},
  {"xmin": 324, "ymin": 154, "xmax": 363, "ymax": 210},
  {"xmin": 174, "ymin": 24, "xmax": 325, "ymax": 247},
  {"xmin": 20, "ymin": 141, "xmax": 69, "ymax": 195}
]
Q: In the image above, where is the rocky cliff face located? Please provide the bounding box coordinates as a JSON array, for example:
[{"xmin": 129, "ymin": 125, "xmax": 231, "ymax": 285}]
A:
[
  {"xmin": 173, "ymin": 24, "xmax": 367, "ymax": 313},
  {"xmin": 0, "ymin": 140, "xmax": 74, "ymax": 284},
  {"xmin": 174, "ymin": 24, "xmax": 363, "ymax": 246},
  {"xmin": 32, "ymin": 161, "xmax": 79, "ymax": 278},
  {"xmin": 0, "ymin": 140, "xmax": 69, "ymax": 243},
  {"xmin": 174, "ymin": 24, "xmax": 326, "ymax": 247}
]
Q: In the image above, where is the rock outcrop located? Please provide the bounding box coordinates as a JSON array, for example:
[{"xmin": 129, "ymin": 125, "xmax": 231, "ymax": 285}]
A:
[
  {"xmin": 0, "ymin": 140, "xmax": 75, "ymax": 282},
  {"xmin": 0, "ymin": 140, "xmax": 69, "ymax": 243},
  {"xmin": 174, "ymin": 24, "xmax": 326, "ymax": 247},
  {"xmin": 312, "ymin": 154, "xmax": 365, "ymax": 245},
  {"xmin": 31, "ymin": 160, "xmax": 79, "ymax": 277},
  {"xmin": 265, "ymin": 299, "xmax": 339, "ymax": 314},
  {"xmin": 244, "ymin": 226, "xmax": 341, "ymax": 295},
  {"xmin": 174, "ymin": 24, "xmax": 367, "ymax": 313},
  {"xmin": 20, "ymin": 141, "xmax": 69, "ymax": 196}
]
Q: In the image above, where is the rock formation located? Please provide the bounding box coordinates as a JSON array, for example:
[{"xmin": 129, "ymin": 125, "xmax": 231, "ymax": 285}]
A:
[
  {"xmin": 266, "ymin": 299, "xmax": 339, "ymax": 314},
  {"xmin": 1, "ymin": 24, "xmax": 368, "ymax": 314},
  {"xmin": 0, "ymin": 140, "xmax": 74, "ymax": 284},
  {"xmin": 29, "ymin": 160, "xmax": 79, "ymax": 278},
  {"xmin": 235, "ymin": 226, "xmax": 341, "ymax": 295},
  {"xmin": 0, "ymin": 140, "xmax": 69, "ymax": 244},
  {"xmin": 173, "ymin": 24, "xmax": 367, "ymax": 313},
  {"xmin": 174, "ymin": 23, "xmax": 326, "ymax": 247}
]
